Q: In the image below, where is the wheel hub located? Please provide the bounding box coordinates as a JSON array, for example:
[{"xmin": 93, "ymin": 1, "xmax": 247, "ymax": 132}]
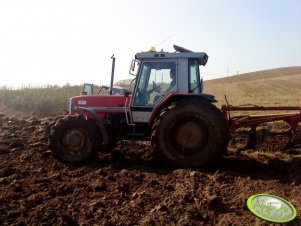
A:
[
  {"xmin": 173, "ymin": 119, "xmax": 207, "ymax": 153},
  {"xmin": 63, "ymin": 129, "xmax": 86, "ymax": 154}
]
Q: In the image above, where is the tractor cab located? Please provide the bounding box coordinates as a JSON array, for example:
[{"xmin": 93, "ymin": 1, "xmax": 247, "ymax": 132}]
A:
[{"xmin": 127, "ymin": 45, "xmax": 210, "ymax": 124}]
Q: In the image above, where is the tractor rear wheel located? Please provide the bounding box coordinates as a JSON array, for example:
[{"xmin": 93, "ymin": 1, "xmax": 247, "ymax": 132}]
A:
[
  {"xmin": 49, "ymin": 115, "xmax": 98, "ymax": 163},
  {"xmin": 151, "ymin": 99, "xmax": 229, "ymax": 168}
]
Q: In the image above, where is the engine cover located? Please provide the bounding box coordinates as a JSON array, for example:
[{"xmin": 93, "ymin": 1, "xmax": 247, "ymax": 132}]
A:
[{"xmin": 70, "ymin": 95, "xmax": 130, "ymax": 119}]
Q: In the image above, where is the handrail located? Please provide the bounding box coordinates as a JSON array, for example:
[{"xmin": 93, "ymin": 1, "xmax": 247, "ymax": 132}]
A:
[{"xmin": 124, "ymin": 96, "xmax": 135, "ymax": 126}]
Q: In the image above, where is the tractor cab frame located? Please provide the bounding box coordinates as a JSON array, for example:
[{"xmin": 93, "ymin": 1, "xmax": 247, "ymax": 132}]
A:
[{"xmin": 126, "ymin": 45, "xmax": 210, "ymax": 125}]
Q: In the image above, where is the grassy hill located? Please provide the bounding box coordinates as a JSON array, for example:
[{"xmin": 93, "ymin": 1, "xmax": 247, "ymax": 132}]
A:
[{"xmin": 204, "ymin": 66, "xmax": 301, "ymax": 107}]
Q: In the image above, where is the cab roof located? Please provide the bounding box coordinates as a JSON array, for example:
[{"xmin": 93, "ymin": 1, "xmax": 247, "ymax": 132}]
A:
[{"xmin": 135, "ymin": 45, "xmax": 209, "ymax": 66}]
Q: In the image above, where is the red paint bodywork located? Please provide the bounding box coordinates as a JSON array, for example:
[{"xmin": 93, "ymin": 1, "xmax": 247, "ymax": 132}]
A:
[
  {"xmin": 221, "ymin": 105, "xmax": 301, "ymax": 132},
  {"xmin": 69, "ymin": 92, "xmax": 217, "ymax": 124},
  {"xmin": 70, "ymin": 94, "xmax": 131, "ymax": 119},
  {"xmin": 69, "ymin": 93, "xmax": 301, "ymax": 134}
]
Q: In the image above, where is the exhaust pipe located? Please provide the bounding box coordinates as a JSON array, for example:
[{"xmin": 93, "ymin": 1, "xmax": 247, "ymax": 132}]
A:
[{"xmin": 109, "ymin": 54, "xmax": 116, "ymax": 95}]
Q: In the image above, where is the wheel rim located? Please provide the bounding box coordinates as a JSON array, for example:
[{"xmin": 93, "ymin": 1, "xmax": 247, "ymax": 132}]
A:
[
  {"xmin": 169, "ymin": 116, "xmax": 208, "ymax": 154},
  {"xmin": 62, "ymin": 129, "xmax": 87, "ymax": 155}
]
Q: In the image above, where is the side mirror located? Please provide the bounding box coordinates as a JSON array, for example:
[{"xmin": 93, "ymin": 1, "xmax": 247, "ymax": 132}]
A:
[
  {"xmin": 82, "ymin": 83, "xmax": 94, "ymax": 95},
  {"xmin": 130, "ymin": 60, "xmax": 135, "ymax": 71},
  {"xmin": 129, "ymin": 59, "xmax": 140, "ymax": 76},
  {"xmin": 124, "ymin": 91, "xmax": 130, "ymax": 98}
]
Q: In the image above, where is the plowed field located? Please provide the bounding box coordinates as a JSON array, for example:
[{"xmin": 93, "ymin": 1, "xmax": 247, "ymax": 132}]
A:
[{"xmin": 1, "ymin": 114, "xmax": 301, "ymax": 225}]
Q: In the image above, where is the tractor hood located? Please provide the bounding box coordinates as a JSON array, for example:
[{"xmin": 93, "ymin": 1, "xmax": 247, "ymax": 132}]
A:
[{"xmin": 70, "ymin": 95, "xmax": 129, "ymax": 119}]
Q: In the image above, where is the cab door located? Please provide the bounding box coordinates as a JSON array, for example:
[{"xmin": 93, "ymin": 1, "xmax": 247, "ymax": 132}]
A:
[{"xmin": 131, "ymin": 60, "xmax": 177, "ymax": 123}]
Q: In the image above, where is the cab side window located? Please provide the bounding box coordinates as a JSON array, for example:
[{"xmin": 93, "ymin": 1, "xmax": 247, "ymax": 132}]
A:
[{"xmin": 189, "ymin": 59, "xmax": 202, "ymax": 93}]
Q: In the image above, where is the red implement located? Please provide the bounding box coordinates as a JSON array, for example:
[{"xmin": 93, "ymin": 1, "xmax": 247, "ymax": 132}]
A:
[{"xmin": 221, "ymin": 105, "xmax": 301, "ymax": 148}]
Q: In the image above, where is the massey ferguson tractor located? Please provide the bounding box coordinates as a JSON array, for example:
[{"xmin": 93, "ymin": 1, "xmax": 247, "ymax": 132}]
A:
[
  {"xmin": 47, "ymin": 45, "xmax": 301, "ymax": 168},
  {"xmin": 47, "ymin": 45, "xmax": 229, "ymax": 167}
]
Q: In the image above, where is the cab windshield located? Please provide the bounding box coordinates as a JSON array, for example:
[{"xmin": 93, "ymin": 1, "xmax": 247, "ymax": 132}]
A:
[{"xmin": 133, "ymin": 61, "xmax": 176, "ymax": 106}]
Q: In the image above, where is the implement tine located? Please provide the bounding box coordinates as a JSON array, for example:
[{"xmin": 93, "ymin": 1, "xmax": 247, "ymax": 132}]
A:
[{"xmin": 287, "ymin": 128, "xmax": 301, "ymax": 147}]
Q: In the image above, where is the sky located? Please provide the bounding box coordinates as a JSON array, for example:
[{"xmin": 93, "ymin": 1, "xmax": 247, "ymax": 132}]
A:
[{"xmin": 0, "ymin": 0, "xmax": 300, "ymax": 88}]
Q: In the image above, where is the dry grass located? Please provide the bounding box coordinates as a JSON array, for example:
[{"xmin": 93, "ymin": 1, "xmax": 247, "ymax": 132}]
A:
[
  {"xmin": 204, "ymin": 66, "xmax": 301, "ymax": 107},
  {"xmin": 0, "ymin": 85, "xmax": 82, "ymax": 116}
]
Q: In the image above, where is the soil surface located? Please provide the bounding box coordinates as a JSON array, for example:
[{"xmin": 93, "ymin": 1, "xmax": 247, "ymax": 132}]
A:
[{"xmin": 1, "ymin": 113, "xmax": 301, "ymax": 225}]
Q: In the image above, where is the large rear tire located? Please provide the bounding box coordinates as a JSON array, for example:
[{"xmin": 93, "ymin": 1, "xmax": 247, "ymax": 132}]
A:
[
  {"xmin": 151, "ymin": 99, "xmax": 229, "ymax": 168},
  {"xmin": 49, "ymin": 115, "xmax": 98, "ymax": 163}
]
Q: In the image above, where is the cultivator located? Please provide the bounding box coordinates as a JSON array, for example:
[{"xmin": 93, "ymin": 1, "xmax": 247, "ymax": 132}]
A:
[{"xmin": 222, "ymin": 104, "xmax": 301, "ymax": 149}]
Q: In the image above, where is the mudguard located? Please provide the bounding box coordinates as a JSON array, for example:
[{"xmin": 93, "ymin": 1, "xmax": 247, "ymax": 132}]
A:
[{"xmin": 78, "ymin": 107, "xmax": 109, "ymax": 145}]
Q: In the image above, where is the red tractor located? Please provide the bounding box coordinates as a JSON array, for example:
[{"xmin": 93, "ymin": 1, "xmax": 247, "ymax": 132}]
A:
[
  {"xmin": 47, "ymin": 45, "xmax": 229, "ymax": 167},
  {"xmin": 47, "ymin": 45, "xmax": 301, "ymax": 167}
]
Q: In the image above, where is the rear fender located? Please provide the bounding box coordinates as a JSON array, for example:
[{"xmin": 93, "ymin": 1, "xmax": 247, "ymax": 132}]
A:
[{"xmin": 149, "ymin": 93, "xmax": 217, "ymax": 125}]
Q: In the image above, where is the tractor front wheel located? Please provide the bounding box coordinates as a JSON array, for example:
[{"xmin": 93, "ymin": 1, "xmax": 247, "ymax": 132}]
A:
[{"xmin": 49, "ymin": 115, "xmax": 97, "ymax": 163}]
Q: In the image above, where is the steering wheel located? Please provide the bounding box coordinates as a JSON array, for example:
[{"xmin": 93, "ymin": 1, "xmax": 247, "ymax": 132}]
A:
[{"xmin": 152, "ymin": 81, "xmax": 161, "ymax": 93}]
